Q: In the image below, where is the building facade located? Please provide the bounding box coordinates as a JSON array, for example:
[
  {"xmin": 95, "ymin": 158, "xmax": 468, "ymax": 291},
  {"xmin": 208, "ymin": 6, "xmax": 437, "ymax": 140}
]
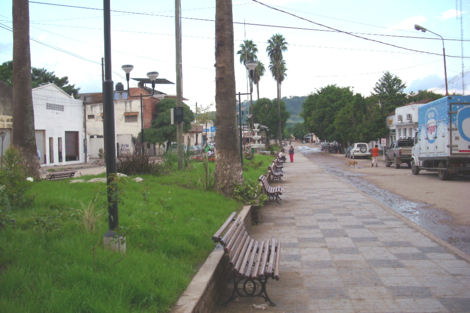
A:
[{"xmin": 33, "ymin": 83, "xmax": 85, "ymax": 166}]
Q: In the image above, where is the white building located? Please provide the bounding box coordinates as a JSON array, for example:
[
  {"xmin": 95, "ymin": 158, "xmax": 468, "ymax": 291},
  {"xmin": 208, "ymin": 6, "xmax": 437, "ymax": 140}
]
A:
[
  {"xmin": 392, "ymin": 99, "xmax": 434, "ymax": 143},
  {"xmin": 32, "ymin": 83, "xmax": 84, "ymax": 166}
]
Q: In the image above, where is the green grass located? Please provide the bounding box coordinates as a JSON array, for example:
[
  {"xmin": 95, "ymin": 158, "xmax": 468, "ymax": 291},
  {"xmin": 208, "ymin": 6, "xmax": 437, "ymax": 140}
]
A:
[{"xmin": 0, "ymin": 155, "xmax": 273, "ymax": 313}]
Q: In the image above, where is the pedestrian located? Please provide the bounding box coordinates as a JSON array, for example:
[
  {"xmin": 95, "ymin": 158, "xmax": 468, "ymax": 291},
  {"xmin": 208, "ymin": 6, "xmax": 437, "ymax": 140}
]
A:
[
  {"xmin": 289, "ymin": 145, "xmax": 294, "ymax": 163},
  {"xmin": 279, "ymin": 149, "xmax": 286, "ymax": 162},
  {"xmin": 371, "ymin": 144, "xmax": 379, "ymax": 167}
]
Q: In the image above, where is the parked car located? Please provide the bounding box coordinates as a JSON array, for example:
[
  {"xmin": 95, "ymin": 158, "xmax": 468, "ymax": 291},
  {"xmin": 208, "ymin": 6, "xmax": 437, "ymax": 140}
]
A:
[
  {"xmin": 188, "ymin": 145, "xmax": 202, "ymax": 155},
  {"xmin": 344, "ymin": 145, "xmax": 353, "ymax": 158},
  {"xmin": 170, "ymin": 143, "xmax": 187, "ymax": 152},
  {"xmin": 385, "ymin": 138, "xmax": 414, "ymax": 168},
  {"xmin": 350, "ymin": 142, "xmax": 371, "ymax": 159}
]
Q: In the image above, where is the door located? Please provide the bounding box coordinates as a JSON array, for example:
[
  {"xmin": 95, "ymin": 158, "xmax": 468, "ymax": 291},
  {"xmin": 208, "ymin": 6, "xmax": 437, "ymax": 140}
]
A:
[
  {"xmin": 35, "ymin": 130, "xmax": 45, "ymax": 164},
  {"xmin": 65, "ymin": 131, "xmax": 79, "ymax": 161}
]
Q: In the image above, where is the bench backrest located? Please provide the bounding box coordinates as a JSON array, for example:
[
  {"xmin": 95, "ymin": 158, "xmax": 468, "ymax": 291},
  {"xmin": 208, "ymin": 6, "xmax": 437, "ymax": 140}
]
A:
[{"xmin": 213, "ymin": 212, "xmax": 281, "ymax": 280}]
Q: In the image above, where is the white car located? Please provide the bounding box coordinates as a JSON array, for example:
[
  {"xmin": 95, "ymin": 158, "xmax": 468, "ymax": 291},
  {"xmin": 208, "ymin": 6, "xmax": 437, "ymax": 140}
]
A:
[{"xmin": 350, "ymin": 142, "xmax": 371, "ymax": 159}]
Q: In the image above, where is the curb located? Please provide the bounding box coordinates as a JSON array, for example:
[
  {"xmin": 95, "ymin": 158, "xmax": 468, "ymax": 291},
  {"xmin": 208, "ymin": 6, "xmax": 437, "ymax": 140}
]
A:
[{"xmin": 171, "ymin": 205, "xmax": 253, "ymax": 313}]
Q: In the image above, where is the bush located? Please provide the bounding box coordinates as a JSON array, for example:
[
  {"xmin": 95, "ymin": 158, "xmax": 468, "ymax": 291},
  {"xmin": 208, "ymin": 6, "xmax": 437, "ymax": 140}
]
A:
[
  {"xmin": 233, "ymin": 179, "xmax": 267, "ymax": 206},
  {"xmin": 0, "ymin": 147, "xmax": 36, "ymax": 209},
  {"xmin": 116, "ymin": 153, "xmax": 163, "ymax": 175}
]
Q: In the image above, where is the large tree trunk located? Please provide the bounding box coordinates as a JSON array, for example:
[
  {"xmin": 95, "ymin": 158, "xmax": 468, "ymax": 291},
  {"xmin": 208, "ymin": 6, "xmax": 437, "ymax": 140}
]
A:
[
  {"xmin": 12, "ymin": 0, "xmax": 38, "ymax": 178},
  {"xmin": 277, "ymin": 82, "xmax": 282, "ymax": 144},
  {"xmin": 214, "ymin": 0, "xmax": 243, "ymax": 196}
]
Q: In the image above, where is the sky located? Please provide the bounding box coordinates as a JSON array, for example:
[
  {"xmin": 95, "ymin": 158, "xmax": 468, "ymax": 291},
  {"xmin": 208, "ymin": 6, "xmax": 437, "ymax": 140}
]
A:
[{"xmin": 0, "ymin": 0, "xmax": 469, "ymax": 113}]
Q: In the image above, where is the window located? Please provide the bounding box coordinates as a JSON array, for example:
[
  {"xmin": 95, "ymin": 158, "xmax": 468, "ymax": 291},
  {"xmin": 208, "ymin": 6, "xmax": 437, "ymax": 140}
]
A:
[
  {"xmin": 406, "ymin": 114, "xmax": 412, "ymax": 121},
  {"xmin": 125, "ymin": 115, "xmax": 138, "ymax": 123},
  {"xmin": 124, "ymin": 112, "xmax": 139, "ymax": 123},
  {"xmin": 87, "ymin": 115, "xmax": 95, "ymax": 119},
  {"xmin": 397, "ymin": 115, "xmax": 403, "ymax": 122},
  {"xmin": 46, "ymin": 103, "xmax": 64, "ymax": 111}
]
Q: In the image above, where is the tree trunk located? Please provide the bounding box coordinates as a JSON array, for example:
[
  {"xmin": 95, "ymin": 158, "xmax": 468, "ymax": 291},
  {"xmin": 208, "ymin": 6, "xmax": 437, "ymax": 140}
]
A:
[
  {"xmin": 277, "ymin": 82, "xmax": 282, "ymax": 144},
  {"xmin": 214, "ymin": 0, "xmax": 243, "ymax": 196},
  {"xmin": 12, "ymin": 0, "xmax": 39, "ymax": 178},
  {"xmin": 256, "ymin": 82, "xmax": 260, "ymax": 100}
]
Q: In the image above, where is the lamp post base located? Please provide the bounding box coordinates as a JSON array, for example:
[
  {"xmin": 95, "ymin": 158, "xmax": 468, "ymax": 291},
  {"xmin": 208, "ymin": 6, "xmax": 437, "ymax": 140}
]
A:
[{"xmin": 103, "ymin": 230, "xmax": 126, "ymax": 253}]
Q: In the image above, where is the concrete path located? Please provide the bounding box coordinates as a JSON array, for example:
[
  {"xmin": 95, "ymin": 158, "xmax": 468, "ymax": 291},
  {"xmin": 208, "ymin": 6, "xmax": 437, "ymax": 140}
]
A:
[{"xmin": 215, "ymin": 148, "xmax": 470, "ymax": 312}]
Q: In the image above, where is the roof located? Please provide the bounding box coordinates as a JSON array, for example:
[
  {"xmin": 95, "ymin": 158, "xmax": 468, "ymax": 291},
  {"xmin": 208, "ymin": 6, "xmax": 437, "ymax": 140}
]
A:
[
  {"xmin": 33, "ymin": 83, "xmax": 75, "ymax": 99},
  {"xmin": 132, "ymin": 78, "xmax": 174, "ymax": 85}
]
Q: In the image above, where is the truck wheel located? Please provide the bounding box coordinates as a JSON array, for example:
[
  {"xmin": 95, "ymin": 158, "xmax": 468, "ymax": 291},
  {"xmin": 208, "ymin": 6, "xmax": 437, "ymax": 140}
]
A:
[
  {"xmin": 411, "ymin": 161, "xmax": 420, "ymax": 175},
  {"xmin": 385, "ymin": 156, "xmax": 391, "ymax": 167},
  {"xmin": 406, "ymin": 162, "xmax": 411, "ymax": 168},
  {"xmin": 394, "ymin": 157, "xmax": 400, "ymax": 169},
  {"xmin": 438, "ymin": 161, "xmax": 452, "ymax": 180}
]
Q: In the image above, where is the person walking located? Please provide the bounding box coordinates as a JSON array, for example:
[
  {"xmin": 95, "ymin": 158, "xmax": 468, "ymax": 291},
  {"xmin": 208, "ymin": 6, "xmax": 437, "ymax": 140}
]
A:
[
  {"xmin": 371, "ymin": 144, "xmax": 379, "ymax": 167},
  {"xmin": 289, "ymin": 145, "xmax": 294, "ymax": 163}
]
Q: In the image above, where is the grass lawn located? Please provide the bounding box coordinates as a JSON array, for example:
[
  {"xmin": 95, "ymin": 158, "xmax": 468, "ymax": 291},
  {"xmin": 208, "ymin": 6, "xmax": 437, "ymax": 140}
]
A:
[{"xmin": 0, "ymin": 153, "xmax": 275, "ymax": 313}]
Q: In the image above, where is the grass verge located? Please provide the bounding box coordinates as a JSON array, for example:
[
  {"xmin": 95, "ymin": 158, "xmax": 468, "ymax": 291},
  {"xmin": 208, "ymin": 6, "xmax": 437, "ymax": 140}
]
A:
[{"xmin": 0, "ymin": 153, "xmax": 274, "ymax": 312}]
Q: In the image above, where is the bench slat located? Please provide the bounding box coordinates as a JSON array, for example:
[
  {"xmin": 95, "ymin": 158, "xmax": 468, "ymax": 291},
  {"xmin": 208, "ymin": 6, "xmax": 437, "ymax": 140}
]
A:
[
  {"xmin": 274, "ymin": 241, "xmax": 281, "ymax": 281},
  {"xmin": 225, "ymin": 223, "xmax": 245, "ymax": 253},
  {"xmin": 244, "ymin": 240, "xmax": 259, "ymax": 278},
  {"xmin": 258, "ymin": 239, "xmax": 270, "ymax": 278},
  {"xmin": 251, "ymin": 241, "xmax": 264, "ymax": 278},
  {"xmin": 266, "ymin": 238, "xmax": 276, "ymax": 278},
  {"xmin": 230, "ymin": 232, "xmax": 248, "ymax": 266},
  {"xmin": 220, "ymin": 216, "xmax": 241, "ymax": 246},
  {"xmin": 234, "ymin": 237, "xmax": 252, "ymax": 273},
  {"xmin": 212, "ymin": 211, "xmax": 237, "ymax": 242},
  {"xmin": 228, "ymin": 228, "xmax": 246, "ymax": 260}
]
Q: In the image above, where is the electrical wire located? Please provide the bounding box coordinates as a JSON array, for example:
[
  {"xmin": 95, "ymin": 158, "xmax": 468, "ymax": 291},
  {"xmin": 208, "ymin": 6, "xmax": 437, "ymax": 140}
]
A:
[
  {"xmin": 251, "ymin": 0, "xmax": 469, "ymax": 59},
  {"xmin": 28, "ymin": 1, "xmax": 470, "ymax": 44}
]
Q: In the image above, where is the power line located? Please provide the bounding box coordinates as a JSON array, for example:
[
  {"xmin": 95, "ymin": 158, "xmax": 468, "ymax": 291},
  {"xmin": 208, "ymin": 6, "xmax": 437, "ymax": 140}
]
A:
[
  {"xmin": 251, "ymin": 0, "xmax": 470, "ymax": 59},
  {"xmin": 28, "ymin": 1, "xmax": 470, "ymax": 44},
  {"xmin": 0, "ymin": 23, "xmax": 126, "ymax": 80}
]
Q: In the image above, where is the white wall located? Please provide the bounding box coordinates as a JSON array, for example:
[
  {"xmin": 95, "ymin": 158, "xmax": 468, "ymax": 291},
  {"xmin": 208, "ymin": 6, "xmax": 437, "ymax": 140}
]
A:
[
  {"xmin": 395, "ymin": 103, "xmax": 421, "ymax": 140},
  {"xmin": 33, "ymin": 84, "xmax": 84, "ymax": 166}
]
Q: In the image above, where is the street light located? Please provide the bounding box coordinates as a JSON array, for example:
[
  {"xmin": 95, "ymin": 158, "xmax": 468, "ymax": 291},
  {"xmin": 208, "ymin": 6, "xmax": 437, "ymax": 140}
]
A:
[
  {"xmin": 237, "ymin": 103, "xmax": 244, "ymax": 165},
  {"xmin": 245, "ymin": 60, "xmax": 257, "ymax": 130},
  {"xmin": 414, "ymin": 24, "xmax": 448, "ymax": 96},
  {"xmin": 122, "ymin": 65, "xmax": 159, "ymax": 154}
]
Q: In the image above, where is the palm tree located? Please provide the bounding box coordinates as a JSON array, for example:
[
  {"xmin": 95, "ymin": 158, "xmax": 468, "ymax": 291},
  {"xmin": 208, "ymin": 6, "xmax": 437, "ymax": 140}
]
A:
[
  {"xmin": 253, "ymin": 61, "xmax": 265, "ymax": 100},
  {"xmin": 214, "ymin": 0, "xmax": 243, "ymax": 196},
  {"xmin": 266, "ymin": 34, "xmax": 288, "ymax": 143},
  {"xmin": 237, "ymin": 40, "xmax": 258, "ymax": 65},
  {"xmin": 12, "ymin": 0, "xmax": 39, "ymax": 178}
]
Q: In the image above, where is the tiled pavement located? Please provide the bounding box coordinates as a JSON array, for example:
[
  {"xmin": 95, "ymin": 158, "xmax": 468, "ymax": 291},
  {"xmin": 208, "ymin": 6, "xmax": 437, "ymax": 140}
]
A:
[{"xmin": 215, "ymin": 149, "xmax": 470, "ymax": 313}]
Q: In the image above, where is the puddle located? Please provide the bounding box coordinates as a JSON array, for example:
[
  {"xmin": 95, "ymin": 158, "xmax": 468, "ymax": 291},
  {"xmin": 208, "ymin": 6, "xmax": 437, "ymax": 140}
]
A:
[{"xmin": 298, "ymin": 145, "xmax": 470, "ymax": 255}]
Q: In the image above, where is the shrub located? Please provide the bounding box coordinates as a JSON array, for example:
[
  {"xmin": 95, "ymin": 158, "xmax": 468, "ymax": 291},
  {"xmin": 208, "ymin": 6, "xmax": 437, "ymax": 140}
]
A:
[
  {"xmin": 0, "ymin": 147, "xmax": 36, "ymax": 209},
  {"xmin": 74, "ymin": 191, "xmax": 103, "ymax": 233},
  {"xmin": 196, "ymin": 155, "xmax": 214, "ymax": 190},
  {"xmin": 116, "ymin": 153, "xmax": 163, "ymax": 175},
  {"xmin": 233, "ymin": 179, "xmax": 267, "ymax": 206}
]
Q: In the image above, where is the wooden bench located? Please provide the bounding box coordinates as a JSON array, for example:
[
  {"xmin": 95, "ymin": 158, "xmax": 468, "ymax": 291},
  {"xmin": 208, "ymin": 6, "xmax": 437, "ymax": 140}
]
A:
[
  {"xmin": 45, "ymin": 171, "xmax": 76, "ymax": 180},
  {"xmin": 259, "ymin": 175, "xmax": 283, "ymax": 205},
  {"xmin": 276, "ymin": 155, "xmax": 286, "ymax": 164},
  {"xmin": 272, "ymin": 160, "xmax": 283, "ymax": 174},
  {"xmin": 213, "ymin": 212, "xmax": 281, "ymax": 307},
  {"xmin": 268, "ymin": 164, "xmax": 283, "ymax": 182}
]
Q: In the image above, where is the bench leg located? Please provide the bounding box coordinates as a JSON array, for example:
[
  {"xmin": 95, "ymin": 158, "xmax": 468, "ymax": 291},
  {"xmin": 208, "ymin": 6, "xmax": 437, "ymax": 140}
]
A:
[{"xmin": 222, "ymin": 273, "xmax": 276, "ymax": 306}]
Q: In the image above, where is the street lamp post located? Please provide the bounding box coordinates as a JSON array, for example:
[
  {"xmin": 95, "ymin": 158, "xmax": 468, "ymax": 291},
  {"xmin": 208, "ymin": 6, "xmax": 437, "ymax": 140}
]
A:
[
  {"xmin": 415, "ymin": 24, "xmax": 448, "ymax": 96},
  {"xmin": 0, "ymin": 131, "xmax": 5, "ymax": 167},
  {"xmin": 245, "ymin": 60, "xmax": 257, "ymax": 130},
  {"xmin": 121, "ymin": 65, "xmax": 159, "ymax": 155}
]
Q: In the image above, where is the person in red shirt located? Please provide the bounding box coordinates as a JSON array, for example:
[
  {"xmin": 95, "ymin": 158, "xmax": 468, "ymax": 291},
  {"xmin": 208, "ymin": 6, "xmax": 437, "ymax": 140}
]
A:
[{"xmin": 371, "ymin": 145, "xmax": 379, "ymax": 167}]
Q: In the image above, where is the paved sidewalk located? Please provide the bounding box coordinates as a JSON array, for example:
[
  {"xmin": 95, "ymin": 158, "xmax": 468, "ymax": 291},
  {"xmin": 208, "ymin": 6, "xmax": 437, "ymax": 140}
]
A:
[{"xmin": 215, "ymin": 148, "xmax": 470, "ymax": 312}]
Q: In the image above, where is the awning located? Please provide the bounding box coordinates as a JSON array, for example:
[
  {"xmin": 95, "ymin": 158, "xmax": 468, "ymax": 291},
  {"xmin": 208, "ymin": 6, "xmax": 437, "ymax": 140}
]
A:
[{"xmin": 124, "ymin": 112, "xmax": 139, "ymax": 116}]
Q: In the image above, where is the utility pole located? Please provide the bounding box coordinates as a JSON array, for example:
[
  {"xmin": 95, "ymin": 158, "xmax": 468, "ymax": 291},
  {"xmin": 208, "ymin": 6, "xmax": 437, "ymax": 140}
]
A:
[{"xmin": 175, "ymin": 0, "xmax": 183, "ymax": 170}]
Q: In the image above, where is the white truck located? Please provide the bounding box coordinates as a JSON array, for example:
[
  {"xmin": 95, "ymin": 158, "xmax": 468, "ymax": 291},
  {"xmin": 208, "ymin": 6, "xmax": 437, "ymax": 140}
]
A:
[{"xmin": 411, "ymin": 95, "xmax": 470, "ymax": 180}]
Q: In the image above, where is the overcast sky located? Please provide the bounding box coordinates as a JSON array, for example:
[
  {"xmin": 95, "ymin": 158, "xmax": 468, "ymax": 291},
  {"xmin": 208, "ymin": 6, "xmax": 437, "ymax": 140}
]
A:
[{"xmin": 0, "ymin": 0, "xmax": 468, "ymax": 112}]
